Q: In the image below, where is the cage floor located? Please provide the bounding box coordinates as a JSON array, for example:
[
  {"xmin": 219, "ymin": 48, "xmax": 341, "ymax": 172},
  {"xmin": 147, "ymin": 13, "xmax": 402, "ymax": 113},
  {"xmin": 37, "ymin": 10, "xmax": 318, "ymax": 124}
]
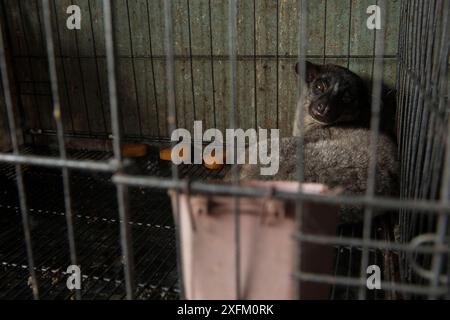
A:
[{"xmin": 0, "ymin": 146, "xmax": 397, "ymax": 299}]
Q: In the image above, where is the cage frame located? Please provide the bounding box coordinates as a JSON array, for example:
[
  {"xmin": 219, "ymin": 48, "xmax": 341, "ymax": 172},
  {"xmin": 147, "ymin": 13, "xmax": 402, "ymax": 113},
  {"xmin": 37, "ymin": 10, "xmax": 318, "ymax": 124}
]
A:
[{"xmin": 0, "ymin": 0, "xmax": 448, "ymax": 300}]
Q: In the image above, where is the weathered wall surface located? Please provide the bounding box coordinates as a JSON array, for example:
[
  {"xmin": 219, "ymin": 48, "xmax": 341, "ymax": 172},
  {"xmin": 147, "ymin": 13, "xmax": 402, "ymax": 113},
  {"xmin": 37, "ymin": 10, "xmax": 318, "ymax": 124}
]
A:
[{"xmin": 0, "ymin": 0, "xmax": 400, "ymax": 142}]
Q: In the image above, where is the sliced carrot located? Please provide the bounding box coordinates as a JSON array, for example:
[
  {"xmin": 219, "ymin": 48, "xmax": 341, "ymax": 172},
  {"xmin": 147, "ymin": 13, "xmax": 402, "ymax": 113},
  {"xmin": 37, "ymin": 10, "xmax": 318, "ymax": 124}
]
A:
[
  {"xmin": 122, "ymin": 143, "xmax": 148, "ymax": 158},
  {"xmin": 159, "ymin": 147, "xmax": 174, "ymax": 161},
  {"xmin": 160, "ymin": 145, "xmax": 226, "ymax": 169},
  {"xmin": 203, "ymin": 150, "xmax": 226, "ymax": 170},
  {"xmin": 159, "ymin": 145, "xmax": 190, "ymax": 162}
]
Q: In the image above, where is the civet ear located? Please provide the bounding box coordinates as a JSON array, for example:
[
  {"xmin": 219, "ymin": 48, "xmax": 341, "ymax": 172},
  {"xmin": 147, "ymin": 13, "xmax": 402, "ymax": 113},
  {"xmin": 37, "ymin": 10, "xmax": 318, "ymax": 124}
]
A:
[{"xmin": 295, "ymin": 60, "xmax": 321, "ymax": 83}]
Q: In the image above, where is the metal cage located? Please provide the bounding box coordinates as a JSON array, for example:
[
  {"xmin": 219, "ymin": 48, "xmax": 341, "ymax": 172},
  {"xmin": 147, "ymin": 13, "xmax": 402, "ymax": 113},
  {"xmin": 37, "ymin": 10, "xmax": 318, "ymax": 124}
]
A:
[{"xmin": 0, "ymin": 0, "xmax": 448, "ymax": 300}]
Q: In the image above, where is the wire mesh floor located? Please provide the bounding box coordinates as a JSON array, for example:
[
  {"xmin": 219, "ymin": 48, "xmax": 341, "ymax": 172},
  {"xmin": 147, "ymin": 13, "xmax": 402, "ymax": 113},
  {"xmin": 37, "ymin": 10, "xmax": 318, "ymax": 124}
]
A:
[{"xmin": 0, "ymin": 146, "xmax": 399, "ymax": 299}]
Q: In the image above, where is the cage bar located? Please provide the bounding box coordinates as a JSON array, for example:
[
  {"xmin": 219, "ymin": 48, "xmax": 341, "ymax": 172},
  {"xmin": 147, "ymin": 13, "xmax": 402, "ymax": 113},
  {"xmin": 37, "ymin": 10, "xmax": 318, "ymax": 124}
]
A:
[
  {"xmin": 0, "ymin": 11, "xmax": 39, "ymax": 299},
  {"xmin": 102, "ymin": 0, "xmax": 135, "ymax": 299},
  {"xmin": 0, "ymin": 0, "xmax": 448, "ymax": 300},
  {"xmin": 41, "ymin": 0, "xmax": 80, "ymax": 300},
  {"xmin": 359, "ymin": 0, "xmax": 387, "ymax": 300},
  {"xmin": 163, "ymin": 0, "xmax": 184, "ymax": 299}
]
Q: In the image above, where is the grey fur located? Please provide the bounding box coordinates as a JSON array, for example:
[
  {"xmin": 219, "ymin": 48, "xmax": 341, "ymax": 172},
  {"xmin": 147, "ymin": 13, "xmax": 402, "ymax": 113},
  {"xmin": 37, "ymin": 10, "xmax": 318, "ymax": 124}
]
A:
[{"xmin": 225, "ymin": 62, "xmax": 399, "ymax": 224}]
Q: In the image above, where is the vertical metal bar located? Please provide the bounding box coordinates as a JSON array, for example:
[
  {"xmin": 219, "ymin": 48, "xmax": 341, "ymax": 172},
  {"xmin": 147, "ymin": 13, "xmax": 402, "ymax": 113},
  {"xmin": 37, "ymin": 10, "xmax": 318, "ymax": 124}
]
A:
[
  {"xmin": 322, "ymin": 1, "xmax": 327, "ymax": 64},
  {"xmin": 51, "ymin": 0, "xmax": 75, "ymax": 133},
  {"xmin": 145, "ymin": 0, "xmax": 160, "ymax": 137},
  {"xmin": 346, "ymin": 0, "xmax": 352, "ymax": 69},
  {"xmin": 253, "ymin": 0, "xmax": 257, "ymax": 130},
  {"xmin": 186, "ymin": 0, "xmax": 196, "ymax": 121},
  {"xmin": 369, "ymin": 0, "xmax": 378, "ymax": 83},
  {"xmin": 405, "ymin": 0, "xmax": 422, "ymax": 205},
  {"xmin": 411, "ymin": 1, "xmax": 433, "ymax": 261},
  {"xmin": 400, "ymin": 0, "xmax": 411, "ymax": 205},
  {"xmin": 72, "ymin": 10, "xmax": 92, "ymax": 136},
  {"xmin": 0, "ymin": 0, "xmax": 27, "ymax": 145},
  {"xmin": 33, "ymin": 0, "xmax": 45, "ymax": 57},
  {"xmin": 403, "ymin": 0, "xmax": 418, "ymax": 259},
  {"xmin": 429, "ymin": 0, "xmax": 449, "ymax": 299},
  {"xmin": 163, "ymin": 1, "xmax": 177, "ymax": 145},
  {"xmin": 0, "ymin": 13, "xmax": 39, "ymax": 300},
  {"xmin": 296, "ymin": 0, "xmax": 307, "ymax": 300},
  {"xmin": 102, "ymin": 0, "xmax": 135, "ymax": 299},
  {"xmin": 396, "ymin": 0, "xmax": 410, "ymax": 287},
  {"xmin": 419, "ymin": 1, "xmax": 439, "ymax": 203},
  {"xmin": 228, "ymin": 0, "xmax": 240, "ymax": 300},
  {"xmin": 402, "ymin": 0, "xmax": 420, "ymax": 265},
  {"xmin": 163, "ymin": 0, "xmax": 184, "ymax": 299},
  {"xmin": 397, "ymin": 0, "xmax": 408, "ymax": 218},
  {"xmin": 275, "ymin": 0, "xmax": 279, "ymax": 129},
  {"xmin": 87, "ymin": 0, "xmax": 108, "ymax": 134},
  {"xmin": 405, "ymin": 0, "xmax": 419, "ymax": 201},
  {"xmin": 125, "ymin": 0, "xmax": 143, "ymax": 136},
  {"xmin": 207, "ymin": 0, "xmax": 217, "ymax": 129},
  {"xmin": 395, "ymin": 0, "xmax": 405, "ymax": 138},
  {"xmin": 409, "ymin": 0, "xmax": 428, "ymax": 201},
  {"xmin": 16, "ymin": 0, "xmax": 43, "ymax": 131},
  {"xmin": 103, "ymin": 0, "xmax": 121, "ymax": 162},
  {"xmin": 33, "ymin": 0, "xmax": 47, "ymax": 129},
  {"xmin": 359, "ymin": 0, "xmax": 386, "ymax": 300},
  {"xmin": 414, "ymin": 1, "xmax": 445, "ymax": 293},
  {"xmin": 41, "ymin": 0, "xmax": 80, "ymax": 300}
]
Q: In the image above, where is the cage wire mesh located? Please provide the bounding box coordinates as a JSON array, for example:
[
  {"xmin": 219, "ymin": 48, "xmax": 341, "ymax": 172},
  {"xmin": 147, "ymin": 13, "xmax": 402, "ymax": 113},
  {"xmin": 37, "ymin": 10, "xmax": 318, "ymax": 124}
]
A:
[
  {"xmin": 0, "ymin": 0, "xmax": 448, "ymax": 299},
  {"xmin": 396, "ymin": 0, "xmax": 450, "ymax": 299}
]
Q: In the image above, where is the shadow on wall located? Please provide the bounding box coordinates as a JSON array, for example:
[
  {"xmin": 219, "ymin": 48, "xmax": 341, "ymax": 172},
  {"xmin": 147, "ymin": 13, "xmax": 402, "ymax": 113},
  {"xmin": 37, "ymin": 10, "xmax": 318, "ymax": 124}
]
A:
[{"xmin": 361, "ymin": 76, "xmax": 398, "ymax": 143}]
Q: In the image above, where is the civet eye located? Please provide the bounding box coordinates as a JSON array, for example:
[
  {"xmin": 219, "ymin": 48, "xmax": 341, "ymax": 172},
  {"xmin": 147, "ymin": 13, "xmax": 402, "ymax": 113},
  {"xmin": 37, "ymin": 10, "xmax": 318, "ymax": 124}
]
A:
[{"xmin": 315, "ymin": 82, "xmax": 325, "ymax": 92}]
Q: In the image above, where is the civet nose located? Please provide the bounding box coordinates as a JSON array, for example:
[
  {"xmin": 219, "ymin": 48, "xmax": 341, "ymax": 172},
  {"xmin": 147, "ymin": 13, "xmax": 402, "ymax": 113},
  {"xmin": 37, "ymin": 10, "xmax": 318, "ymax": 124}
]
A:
[{"xmin": 317, "ymin": 103, "xmax": 326, "ymax": 114}]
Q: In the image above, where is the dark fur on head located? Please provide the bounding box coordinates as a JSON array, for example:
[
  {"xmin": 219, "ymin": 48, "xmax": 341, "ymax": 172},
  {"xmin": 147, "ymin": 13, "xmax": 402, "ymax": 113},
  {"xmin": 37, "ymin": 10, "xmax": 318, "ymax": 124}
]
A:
[{"xmin": 294, "ymin": 61, "xmax": 371, "ymax": 134}]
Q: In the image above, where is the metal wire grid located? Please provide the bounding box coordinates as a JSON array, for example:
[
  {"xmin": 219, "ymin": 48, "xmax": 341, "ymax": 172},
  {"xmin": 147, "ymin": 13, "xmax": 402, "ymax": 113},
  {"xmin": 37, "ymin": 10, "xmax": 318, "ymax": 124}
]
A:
[
  {"xmin": 0, "ymin": 146, "xmax": 231, "ymax": 299},
  {"xmin": 0, "ymin": 146, "xmax": 392, "ymax": 300},
  {"xmin": 396, "ymin": 0, "xmax": 450, "ymax": 299},
  {"xmin": 0, "ymin": 0, "xmax": 448, "ymax": 299}
]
